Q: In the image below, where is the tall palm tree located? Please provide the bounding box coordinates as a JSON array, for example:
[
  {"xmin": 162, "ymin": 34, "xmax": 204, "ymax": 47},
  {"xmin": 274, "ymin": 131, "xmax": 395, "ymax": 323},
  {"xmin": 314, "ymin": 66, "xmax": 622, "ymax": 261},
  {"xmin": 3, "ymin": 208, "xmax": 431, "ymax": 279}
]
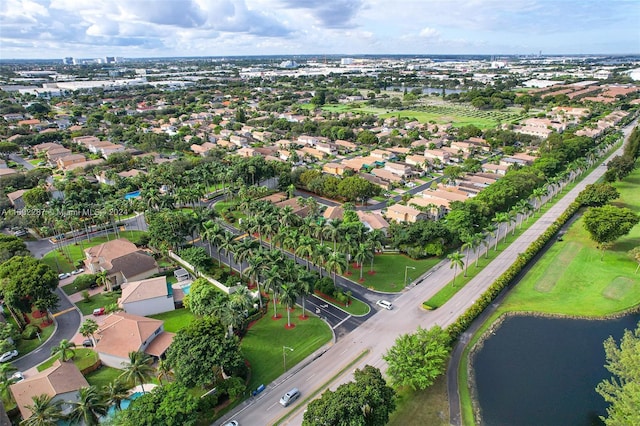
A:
[
  {"xmin": 21, "ymin": 394, "xmax": 65, "ymax": 426},
  {"xmin": 119, "ymin": 351, "xmax": 154, "ymax": 394},
  {"xmin": 264, "ymin": 266, "xmax": 283, "ymax": 319},
  {"xmin": 244, "ymin": 255, "xmax": 266, "ymax": 308},
  {"xmin": 279, "ymin": 284, "xmax": 299, "ymax": 328},
  {"xmin": 79, "ymin": 318, "xmax": 99, "ymax": 347},
  {"xmin": 325, "ymin": 250, "xmax": 348, "ymax": 289},
  {"xmin": 354, "ymin": 243, "xmax": 372, "ymax": 280},
  {"xmin": 295, "ymin": 236, "xmax": 315, "ymax": 270},
  {"xmin": 201, "ymin": 220, "xmax": 219, "ymax": 258},
  {"xmin": 324, "ymin": 219, "xmax": 342, "ymax": 251},
  {"xmin": 50, "ymin": 339, "xmax": 76, "ymax": 362},
  {"xmin": 67, "ymin": 386, "xmax": 109, "ymax": 426},
  {"xmin": 493, "ymin": 212, "xmax": 511, "ymax": 249},
  {"xmin": 103, "ymin": 379, "xmax": 129, "ymax": 411},
  {"xmin": 218, "ymin": 231, "xmax": 236, "ymax": 274},
  {"xmin": 95, "ymin": 270, "xmax": 109, "ymax": 289},
  {"xmin": 312, "ymin": 244, "xmax": 331, "ymax": 278},
  {"xmin": 448, "ymin": 251, "xmax": 465, "ymax": 287},
  {"xmin": 234, "ymin": 238, "xmax": 259, "ymax": 278},
  {"xmin": 295, "ymin": 269, "xmax": 316, "ymax": 318}
]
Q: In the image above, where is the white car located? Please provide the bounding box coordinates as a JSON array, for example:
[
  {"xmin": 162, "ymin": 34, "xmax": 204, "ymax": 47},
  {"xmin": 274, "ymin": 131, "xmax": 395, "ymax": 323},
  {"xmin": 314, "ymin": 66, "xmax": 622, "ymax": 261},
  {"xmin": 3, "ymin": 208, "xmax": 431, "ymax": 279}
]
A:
[
  {"xmin": 0, "ymin": 350, "xmax": 18, "ymax": 363},
  {"xmin": 10, "ymin": 372, "xmax": 24, "ymax": 382},
  {"xmin": 58, "ymin": 273, "xmax": 71, "ymax": 280},
  {"xmin": 71, "ymin": 268, "xmax": 84, "ymax": 275},
  {"xmin": 223, "ymin": 421, "xmax": 239, "ymax": 426},
  {"xmin": 376, "ymin": 300, "xmax": 393, "ymax": 310}
]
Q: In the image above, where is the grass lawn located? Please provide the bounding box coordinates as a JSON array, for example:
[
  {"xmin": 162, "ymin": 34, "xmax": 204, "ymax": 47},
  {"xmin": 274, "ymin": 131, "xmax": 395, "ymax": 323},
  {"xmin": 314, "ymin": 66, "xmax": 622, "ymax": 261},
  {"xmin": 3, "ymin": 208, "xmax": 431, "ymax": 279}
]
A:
[
  {"xmin": 42, "ymin": 231, "xmax": 148, "ymax": 273},
  {"xmin": 347, "ymin": 253, "xmax": 441, "ymax": 293},
  {"xmin": 85, "ymin": 366, "xmax": 124, "ymax": 388},
  {"xmin": 75, "ymin": 291, "xmax": 122, "ymax": 315},
  {"xmin": 388, "ymin": 375, "xmax": 449, "ymax": 426},
  {"xmin": 37, "ymin": 348, "xmax": 98, "ymax": 372},
  {"xmin": 241, "ymin": 306, "xmax": 332, "ymax": 392},
  {"xmin": 16, "ymin": 322, "xmax": 55, "ymax": 355},
  {"xmin": 149, "ymin": 308, "xmax": 195, "ymax": 333},
  {"xmin": 458, "ymin": 165, "xmax": 640, "ymax": 426}
]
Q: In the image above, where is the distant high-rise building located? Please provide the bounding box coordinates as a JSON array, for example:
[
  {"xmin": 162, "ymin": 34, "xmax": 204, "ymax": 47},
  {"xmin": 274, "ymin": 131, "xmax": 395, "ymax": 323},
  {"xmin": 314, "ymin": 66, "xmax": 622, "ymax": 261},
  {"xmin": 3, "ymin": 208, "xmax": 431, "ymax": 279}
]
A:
[
  {"xmin": 341, "ymin": 58, "xmax": 354, "ymax": 65},
  {"xmin": 62, "ymin": 57, "xmax": 74, "ymax": 65},
  {"xmin": 105, "ymin": 56, "xmax": 116, "ymax": 64}
]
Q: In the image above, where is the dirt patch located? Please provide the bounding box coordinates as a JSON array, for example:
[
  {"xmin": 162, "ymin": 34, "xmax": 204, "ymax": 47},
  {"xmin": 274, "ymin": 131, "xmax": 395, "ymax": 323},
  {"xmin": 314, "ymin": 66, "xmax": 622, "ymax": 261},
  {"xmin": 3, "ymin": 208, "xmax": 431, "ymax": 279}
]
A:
[
  {"xmin": 602, "ymin": 277, "xmax": 634, "ymax": 300},
  {"xmin": 534, "ymin": 242, "xmax": 580, "ymax": 293}
]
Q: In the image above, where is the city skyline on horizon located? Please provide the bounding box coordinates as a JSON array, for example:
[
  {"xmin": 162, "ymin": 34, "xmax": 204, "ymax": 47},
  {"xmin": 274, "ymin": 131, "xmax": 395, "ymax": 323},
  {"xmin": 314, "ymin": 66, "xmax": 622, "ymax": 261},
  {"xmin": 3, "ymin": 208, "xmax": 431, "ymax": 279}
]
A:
[{"xmin": 1, "ymin": 0, "xmax": 638, "ymax": 60}]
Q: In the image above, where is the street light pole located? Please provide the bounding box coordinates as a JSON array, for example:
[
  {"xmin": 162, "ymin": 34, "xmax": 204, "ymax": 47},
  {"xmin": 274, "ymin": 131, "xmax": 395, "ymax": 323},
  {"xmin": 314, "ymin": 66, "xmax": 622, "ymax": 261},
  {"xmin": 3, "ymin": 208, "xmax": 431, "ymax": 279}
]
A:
[
  {"xmin": 283, "ymin": 346, "xmax": 294, "ymax": 372},
  {"xmin": 404, "ymin": 266, "xmax": 416, "ymax": 287}
]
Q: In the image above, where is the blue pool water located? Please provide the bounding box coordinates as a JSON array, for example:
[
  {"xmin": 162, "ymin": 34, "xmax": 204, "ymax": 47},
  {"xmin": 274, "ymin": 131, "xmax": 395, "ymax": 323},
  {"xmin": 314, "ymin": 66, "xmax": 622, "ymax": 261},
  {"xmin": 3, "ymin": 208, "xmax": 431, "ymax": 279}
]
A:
[
  {"xmin": 124, "ymin": 190, "xmax": 141, "ymax": 200},
  {"xmin": 104, "ymin": 391, "xmax": 143, "ymax": 419},
  {"xmin": 181, "ymin": 283, "xmax": 192, "ymax": 295}
]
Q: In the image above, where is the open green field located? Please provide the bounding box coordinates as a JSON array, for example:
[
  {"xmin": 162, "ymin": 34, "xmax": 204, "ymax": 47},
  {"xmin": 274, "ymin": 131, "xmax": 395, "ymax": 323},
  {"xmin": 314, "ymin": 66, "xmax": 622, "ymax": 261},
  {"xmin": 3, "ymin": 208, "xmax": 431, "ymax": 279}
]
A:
[
  {"xmin": 75, "ymin": 291, "xmax": 122, "ymax": 315},
  {"xmin": 459, "ymin": 166, "xmax": 640, "ymax": 426},
  {"xmin": 388, "ymin": 375, "xmax": 449, "ymax": 426},
  {"xmin": 37, "ymin": 348, "xmax": 98, "ymax": 372},
  {"xmin": 85, "ymin": 366, "xmax": 124, "ymax": 389},
  {"xmin": 42, "ymin": 231, "xmax": 148, "ymax": 273},
  {"xmin": 345, "ymin": 253, "xmax": 441, "ymax": 293},
  {"xmin": 379, "ymin": 105, "xmax": 525, "ymax": 130},
  {"xmin": 241, "ymin": 306, "xmax": 332, "ymax": 392}
]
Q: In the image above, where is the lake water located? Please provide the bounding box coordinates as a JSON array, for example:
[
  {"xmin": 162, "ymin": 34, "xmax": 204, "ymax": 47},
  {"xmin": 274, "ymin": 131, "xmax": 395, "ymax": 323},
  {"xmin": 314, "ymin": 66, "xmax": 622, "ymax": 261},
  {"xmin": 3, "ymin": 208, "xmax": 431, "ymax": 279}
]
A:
[{"xmin": 472, "ymin": 313, "xmax": 640, "ymax": 426}]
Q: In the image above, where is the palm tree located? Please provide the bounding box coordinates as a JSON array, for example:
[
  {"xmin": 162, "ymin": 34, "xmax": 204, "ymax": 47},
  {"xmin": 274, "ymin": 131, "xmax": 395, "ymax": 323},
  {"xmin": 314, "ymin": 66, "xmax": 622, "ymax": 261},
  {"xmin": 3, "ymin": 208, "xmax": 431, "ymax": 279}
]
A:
[
  {"xmin": 156, "ymin": 359, "xmax": 174, "ymax": 386},
  {"xmin": 279, "ymin": 284, "xmax": 299, "ymax": 328},
  {"xmin": 96, "ymin": 270, "xmax": 109, "ymax": 290},
  {"xmin": 234, "ymin": 238, "xmax": 259, "ymax": 278},
  {"xmin": 50, "ymin": 339, "xmax": 76, "ymax": 362},
  {"xmin": 244, "ymin": 255, "xmax": 266, "ymax": 308},
  {"xmin": 296, "ymin": 269, "xmax": 316, "ymax": 318},
  {"xmin": 119, "ymin": 351, "xmax": 154, "ymax": 394},
  {"xmin": 354, "ymin": 243, "xmax": 372, "ymax": 280},
  {"xmin": 79, "ymin": 318, "xmax": 99, "ymax": 347},
  {"xmin": 324, "ymin": 219, "xmax": 342, "ymax": 251},
  {"xmin": 0, "ymin": 363, "xmax": 18, "ymax": 402},
  {"xmin": 448, "ymin": 251, "xmax": 464, "ymax": 287},
  {"xmin": 295, "ymin": 236, "xmax": 315, "ymax": 270},
  {"xmin": 532, "ymin": 187, "xmax": 548, "ymax": 212},
  {"xmin": 67, "ymin": 386, "xmax": 109, "ymax": 426},
  {"xmin": 218, "ymin": 231, "xmax": 236, "ymax": 274},
  {"xmin": 21, "ymin": 394, "xmax": 65, "ymax": 426},
  {"xmin": 482, "ymin": 224, "xmax": 497, "ymax": 257},
  {"xmin": 201, "ymin": 220, "xmax": 219, "ymax": 258},
  {"xmin": 312, "ymin": 244, "xmax": 331, "ymax": 278},
  {"xmin": 493, "ymin": 212, "xmax": 511, "ymax": 249},
  {"xmin": 325, "ymin": 250, "xmax": 348, "ymax": 289},
  {"xmin": 103, "ymin": 379, "xmax": 129, "ymax": 411},
  {"xmin": 264, "ymin": 266, "xmax": 283, "ymax": 319}
]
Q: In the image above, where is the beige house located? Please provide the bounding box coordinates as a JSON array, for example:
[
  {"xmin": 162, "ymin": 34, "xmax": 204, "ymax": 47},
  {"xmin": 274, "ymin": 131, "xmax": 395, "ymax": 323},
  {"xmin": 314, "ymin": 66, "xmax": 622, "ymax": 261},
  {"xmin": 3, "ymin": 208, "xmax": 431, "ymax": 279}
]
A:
[
  {"xmin": 118, "ymin": 276, "xmax": 175, "ymax": 317},
  {"xmin": 10, "ymin": 361, "xmax": 89, "ymax": 420},
  {"xmin": 56, "ymin": 154, "xmax": 87, "ymax": 170},
  {"xmin": 385, "ymin": 204, "xmax": 427, "ymax": 223},
  {"xmin": 356, "ymin": 211, "xmax": 390, "ymax": 234},
  {"xmin": 84, "ymin": 238, "xmax": 159, "ymax": 290},
  {"xmin": 323, "ymin": 162, "xmax": 349, "ymax": 176},
  {"xmin": 94, "ymin": 312, "xmax": 174, "ymax": 368}
]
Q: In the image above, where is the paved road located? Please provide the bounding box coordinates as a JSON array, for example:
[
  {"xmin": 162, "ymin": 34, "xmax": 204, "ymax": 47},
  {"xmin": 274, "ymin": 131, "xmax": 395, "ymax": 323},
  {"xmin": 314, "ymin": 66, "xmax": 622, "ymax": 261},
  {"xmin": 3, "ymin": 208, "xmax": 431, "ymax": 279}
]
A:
[{"xmin": 217, "ymin": 131, "xmax": 630, "ymax": 426}]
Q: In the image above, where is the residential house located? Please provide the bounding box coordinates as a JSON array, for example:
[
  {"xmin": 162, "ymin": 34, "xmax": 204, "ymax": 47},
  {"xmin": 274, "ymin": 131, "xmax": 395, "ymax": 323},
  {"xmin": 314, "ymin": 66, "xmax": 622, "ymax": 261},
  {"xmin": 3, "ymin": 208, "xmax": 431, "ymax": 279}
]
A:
[
  {"xmin": 46, "ymin": 147, "xmax": 73, "ymax": 163},
  {"xmin": 356, "ymin": 211, "xmax": 390, "ymax": 234},
  {"xmin": 481, "ymin": 163, "xmax": 509, "ymax": 175},
  {"xmin": 94, "ymin": 312, "xmax": 174, "ymax": 368},
  {"xmin": 371, "ymin": 168, "xmax": 404, "ymax": 184},
  {"xmin": 32, "ymin": 142, "xmax": 63, "ymax": 155},
  {"xmin": 407, "ymin": 196, "xmax": 447, "ymax": 220},
  {"xmin": 56, "ymin": 154, "xmax": 87, "ymax": 170},
  {"xmin": 334, "ymin": 139, "xmax": 357, "ymax": 152},
  {"xmin": 323, "ymin": 206, "xmax": 344, "ymax": 221},
  {"xmin": 118, "ymin": 276, "xmax": 175, "ymax": 317},
  {"xmin": 385, "ymin": 204, "xmax": 427, "ymax": 223},
  {"xmin": 0, "ymin": 168, "xmax": 19, "ymax": 180},
  {"xmin": 84, "ymin": 238, "xmax": 159, "ymax": 290},
  {"xmin": 424, "ymin": 149, "xmax": 450, "ymax": 163},
  {"xmin": 316, "ymin": 142, "xmax": 337, "ymax": 156},
  {"xmin": 405, "ymin": 155, "xmax": 431, "ymax": 171},
  {"xmin": 10, "ymin": 361, "xmax": 89, "ymax": 420},
  {"xmin": 229, "ymin": 135, "xmax": 248, "ymax": 147},
  {"xmin": 384, "ymin": 162, "xmax": 414, "ymax": 179},
  {"xmin": 322, "ymin": 162, "xmax": 349, "ymax": 176},
  {"xmin": 359, "ymin": 173, "xmax": 391, "ymax": 190},
  {"xmin": 370, "ymin": 149, "xmax": 394, "ymax": 160},
  {"xmin": 237, "ymin": 147, "xmax": 259, "ymax": 158},
  {"xmin": 7, "ymin": 189, "xmax": 26, "ymax": 210},
  {"xmin": 190, "ymin": 142, "xmax": 217, "ymax": 156}
]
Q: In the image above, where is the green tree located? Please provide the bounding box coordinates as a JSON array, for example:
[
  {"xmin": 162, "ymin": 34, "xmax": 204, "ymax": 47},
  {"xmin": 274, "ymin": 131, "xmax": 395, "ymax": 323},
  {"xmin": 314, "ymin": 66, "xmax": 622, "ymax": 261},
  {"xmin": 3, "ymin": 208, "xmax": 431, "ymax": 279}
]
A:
[
  {"xmin": 279, "ymin": 283, "xmax": 299, "ymax": 328},
  {"xmin": 165, "ymin": 316, "xmax": 244, "ymax": 388},
  {"xmin": 50, "ymin": 339, "xmax": 75, "ymax": 362},
  {"xmin": 0, "ymin": 141, "xmax": 19, "ymax": 159},
  {"xmin": 116, "ymin": 383, "xmax": 200, "ymax": 426},
  {"xmin": 595, "ymin": 321, "xmax": 640, "ymax": 426},
  {"xmin": 119, "ymin": 351, "xmax": 154, "ymax": 394},
  {"xmin": 303, "ymin": 365, "xmax": 396, "ymax": 426},
  {"xmin": 21, "ymin": 394, "xmax": 65, "ymax": 426},
  {"xmin": 583, "ymin": 206, "xmax": 640, "ymax": 259},
  {"xmin": 79, "ymin": 318, "xmax": 99, "ymax": 347},
  {"xmin": 103, "ymin": 378, "xmax": 130, "ymax": 411},
  {"xmin": 629, "ymin": 247, "xmax": 640, "ymax": 274},
  {"xmin": 0, "ymin": 235, "xmax": 30, "ymax": 263},
  {"xmin": 447, "ymin": 251, "xmax": 464, "ymax": 286},
  {"xmin": 576, "ymin": 183, "xmax": 620, "ymax": 207},
  {"xmin": 67, "ymin": 386, "xmax": 109, "ymax": 426},
  {"xmin": 383, "ymin": 325, "xmax": 450, "ymax": 391},
  {"xmin": 0, "ymin": 256, "xmax": 58, "ymax": 314}
]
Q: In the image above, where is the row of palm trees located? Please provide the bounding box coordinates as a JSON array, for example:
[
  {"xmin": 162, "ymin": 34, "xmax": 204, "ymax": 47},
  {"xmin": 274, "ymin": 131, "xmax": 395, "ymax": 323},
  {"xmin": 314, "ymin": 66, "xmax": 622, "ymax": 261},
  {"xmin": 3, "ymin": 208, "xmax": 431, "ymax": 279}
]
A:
[{"xmin": 18, "ymin": 351, "xmax": 159, "ymax": 426}]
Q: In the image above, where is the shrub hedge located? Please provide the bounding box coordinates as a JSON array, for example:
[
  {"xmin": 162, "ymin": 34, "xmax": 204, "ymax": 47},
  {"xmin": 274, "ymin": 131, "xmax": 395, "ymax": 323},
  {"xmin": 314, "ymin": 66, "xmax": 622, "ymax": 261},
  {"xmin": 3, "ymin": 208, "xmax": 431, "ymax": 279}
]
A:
[{"xmin": 446, "ymin": 201, "xmax": 580, "ymax": 340}]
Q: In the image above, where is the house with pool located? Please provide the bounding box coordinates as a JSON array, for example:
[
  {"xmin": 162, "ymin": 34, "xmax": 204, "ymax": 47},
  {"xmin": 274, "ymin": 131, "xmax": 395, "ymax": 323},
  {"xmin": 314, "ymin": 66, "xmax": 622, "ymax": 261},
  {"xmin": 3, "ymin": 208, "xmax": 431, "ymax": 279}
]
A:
[
  {"xmin": 94, "ymin": 312, "xmax": 175, "ymax": 368},
  {"xmin": 118, "ymin": 276, "xmax": 175, "ymax": 316}
]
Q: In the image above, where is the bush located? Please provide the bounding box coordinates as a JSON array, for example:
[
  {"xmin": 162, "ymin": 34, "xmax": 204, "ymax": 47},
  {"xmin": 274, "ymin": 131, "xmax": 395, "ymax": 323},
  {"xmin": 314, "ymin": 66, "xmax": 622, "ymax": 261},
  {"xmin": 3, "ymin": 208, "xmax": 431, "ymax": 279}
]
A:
[
  {"xmin": 72, "ymin": 274, "xmax": 97, "ymax": 291},
  {"xmin": 21, "ymin": 324, "xmax": 40, "ymax": 340}
]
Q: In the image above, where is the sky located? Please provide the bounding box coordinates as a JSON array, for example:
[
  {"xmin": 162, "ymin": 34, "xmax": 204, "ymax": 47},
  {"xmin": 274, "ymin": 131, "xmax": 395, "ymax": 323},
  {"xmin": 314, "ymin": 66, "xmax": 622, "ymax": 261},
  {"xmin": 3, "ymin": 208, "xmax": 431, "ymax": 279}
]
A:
[{"xmin": 0, "ymin": 0, "xmax": 638, "ymax": 59}]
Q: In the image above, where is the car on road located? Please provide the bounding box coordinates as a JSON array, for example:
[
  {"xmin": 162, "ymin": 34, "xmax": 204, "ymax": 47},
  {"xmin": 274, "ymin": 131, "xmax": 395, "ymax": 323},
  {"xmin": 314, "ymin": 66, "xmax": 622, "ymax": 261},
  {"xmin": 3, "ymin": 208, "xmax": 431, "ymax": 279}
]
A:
[
  {"xmin": 71, "ymin": 268, "xmax": 84, "ymax": 275},
  {"xmin": 0, "ymin": 350, "xmax": 18, "ymax": 363},
  {"xmin": 82, "ymin": 339, "xmax": 94, "ymax": 347},
  {"xmin": 13, "ymin": 229, "xmax": 28, "ymax": 237},
  {"xmin": 58, "ymin": 273, "xmax": 71, "ymax": 280},
  {"xmin": 222, "ymin": 421, "xmax": 239, "ymax": 426},
  {"xmin": 279, "ymin": 388, "xmax": 300, "ymax": 407},
  {"xmin": 376, "ymin": 300, "xmax": 393, "ymax": 310},
  {"xmin": 92, "ymin": 307, "xmax": 105, "ymax": 316}
]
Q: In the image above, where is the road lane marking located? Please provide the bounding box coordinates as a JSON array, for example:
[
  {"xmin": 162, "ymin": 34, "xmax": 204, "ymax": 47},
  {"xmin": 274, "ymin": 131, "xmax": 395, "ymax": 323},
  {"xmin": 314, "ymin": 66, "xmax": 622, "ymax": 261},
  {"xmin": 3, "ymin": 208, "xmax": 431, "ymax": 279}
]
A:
[
  {"xmin": 53, "ymin": 307, "xmax": 76, "ymax": 317},
  {"xmin": 332, "ymin": 315, "xmax": 351, "ymax": 330},
  {"xmin": 305, "ymin": 374, "xmax": 315, "ymax": 382}
]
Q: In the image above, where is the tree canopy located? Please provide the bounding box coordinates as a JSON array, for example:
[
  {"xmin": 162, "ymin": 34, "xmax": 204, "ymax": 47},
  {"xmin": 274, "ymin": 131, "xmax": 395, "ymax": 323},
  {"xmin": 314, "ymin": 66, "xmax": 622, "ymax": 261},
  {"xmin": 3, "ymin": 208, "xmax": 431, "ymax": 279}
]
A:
[
  {"xmin": 114, "ymin": 383, "xmax": 201, "ymax": 426},
  {"xmin": 596, "ymin": 321, "xmax": 640, "ymax": 426},
  {"xmin": 583, "ymin": 206, "xmax": 639, "ymax": 256},
  {"xmin": 303, "ymin": 365, "xmax": 396, "ymax": 426},
  {"xmin": 0, "ymin": 256, "xmax": 58, "ymax": 313},
  {"xmin": 576, "ymin": 183, "xmax": 620, "ymax": 207},
  {"xmin": 164, "ymin": 316, "xmax": 244, "ymax": 388},
  {"xmin": 383, "ymin": 325, "xmax": 450, "ymax": 391}
]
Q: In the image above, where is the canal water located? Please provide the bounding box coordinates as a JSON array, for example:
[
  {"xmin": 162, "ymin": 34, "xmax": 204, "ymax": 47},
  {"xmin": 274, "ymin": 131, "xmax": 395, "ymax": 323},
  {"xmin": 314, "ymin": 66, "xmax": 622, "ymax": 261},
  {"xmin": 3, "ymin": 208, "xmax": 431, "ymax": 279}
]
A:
[{"xmin": 472, "ymin": 313, "xmax": 640, "ymax": 426}]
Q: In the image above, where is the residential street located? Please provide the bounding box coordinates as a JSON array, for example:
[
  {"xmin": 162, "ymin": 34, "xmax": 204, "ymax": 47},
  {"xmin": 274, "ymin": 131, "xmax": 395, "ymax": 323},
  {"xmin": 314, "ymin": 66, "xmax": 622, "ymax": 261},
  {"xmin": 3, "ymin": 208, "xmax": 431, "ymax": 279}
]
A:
[{"xmin": 217, "ymin": 127, "xmax": 631, "ymax": 426}]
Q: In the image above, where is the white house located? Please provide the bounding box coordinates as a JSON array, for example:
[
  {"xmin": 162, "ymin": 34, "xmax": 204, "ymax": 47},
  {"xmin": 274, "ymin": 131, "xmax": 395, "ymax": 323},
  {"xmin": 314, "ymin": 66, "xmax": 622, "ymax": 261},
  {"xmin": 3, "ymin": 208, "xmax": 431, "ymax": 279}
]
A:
[{"xmin": 118, "ymin": 276, "xmax": 175, "ymax": 316}]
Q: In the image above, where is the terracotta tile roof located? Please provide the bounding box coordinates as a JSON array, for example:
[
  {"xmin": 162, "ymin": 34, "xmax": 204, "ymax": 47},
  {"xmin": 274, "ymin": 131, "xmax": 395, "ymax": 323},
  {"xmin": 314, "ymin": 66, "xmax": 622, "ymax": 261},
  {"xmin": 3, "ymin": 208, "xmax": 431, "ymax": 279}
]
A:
[
  {"xmin": 144, "ymin": 331, "xmax": 175, "ymax": 357},
  {"xmin": 10, "ymin": 360, "xmax": 88, "ymax": 419},
  {"xmin": 119, "ymin": 276, "xmax": 168, "ymax": 304},
  {"xmin": 95, "ymin": 312, "xmax": 163, "ymax": 359},
  {"xmin": 85, "ymin": 238, "xmax": 139, "ymax": 269}
]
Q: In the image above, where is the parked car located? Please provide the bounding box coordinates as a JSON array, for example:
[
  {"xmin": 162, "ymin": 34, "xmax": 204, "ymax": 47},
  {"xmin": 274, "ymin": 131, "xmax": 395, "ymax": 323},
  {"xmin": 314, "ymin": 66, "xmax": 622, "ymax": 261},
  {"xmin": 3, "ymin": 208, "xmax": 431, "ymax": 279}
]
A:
[
  {"xmin": 71, "ymin": 268, "xmax": 84, "ymax": 275},
  {"xmin": 10, "ymin": 372, "xmax": 24, "ymax": 382},
  {"xmin": 0, "ymin": 350, "xmax": 18, "ymax": 363},
  {"xmin": 279, "ymin": 388, "xmax": 300, "ymax": 407},
  {"xmin": 82, "ymin": 339, "xmax": 93, "ymax": 347},
  {"xmin": 92, "ymin": 307, "xmax": 105, "ymax": 316},
  {"xmin": 13, "ymin": 229, "xmax": 28, "ymax": 237},
  {"xmin": 58, "ymin": 273, "xmax": 71, "ymax": 280},
  {"xmin": 222, "ymin": 421, "xmax": 239, "ymax": 426},
  {"xmin": 376, "ymin": 300, "xmax": 393, "ymax": 310}
]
